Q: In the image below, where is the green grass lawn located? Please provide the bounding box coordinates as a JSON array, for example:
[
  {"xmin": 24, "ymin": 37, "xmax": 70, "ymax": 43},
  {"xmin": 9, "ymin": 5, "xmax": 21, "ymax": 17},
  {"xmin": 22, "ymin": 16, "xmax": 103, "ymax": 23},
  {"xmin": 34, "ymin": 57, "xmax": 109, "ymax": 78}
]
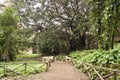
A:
[
  {"xmin": 0, "ymin": 52, "xmax": 45, "ymax": 77},
  {"xmin": 0, "ymin": 60, "xmax": 41, "ymax": 64},
  {"xmin": 0, "ymin": 60, "xmax": 46, "ymax": 77},
  {"xmin": 16, "ymin": 52, "xmax": 41, "ymax": 58}
]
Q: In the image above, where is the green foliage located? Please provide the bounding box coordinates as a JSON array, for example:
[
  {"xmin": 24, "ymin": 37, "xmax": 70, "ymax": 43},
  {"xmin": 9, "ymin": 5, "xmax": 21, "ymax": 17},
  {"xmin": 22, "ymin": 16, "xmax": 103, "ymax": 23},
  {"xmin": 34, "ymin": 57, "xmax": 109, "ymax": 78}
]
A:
[
  {"xmin": 38, "ymin": 29, "xmax": 60, "ymax": 55},
  {"xmin": 0, "ymin": 61, "xmax": 46, "ymax": 77},
  {"xmin": 0, "ymin": 60, "xmax": 40, "ymax": 64},
  {"xmin": 0, "ymin": 7, "xmax": 19, "ymax": 61},
  {"xmin": 15, "ymin": 28, "xmax": 34, "ymax": 52},
  {"xmin": 70, "ymin": 46, "xmax": 120, "ymax": 66},
  {"xmin": 83, "ymin": 49, "xmax": 120, "ymax": 65},
  {"xmin": 56, "ymin": 55, "xmax": 66, "ymax": 61},
  {"xmin": 0, "ymin": 7, "xmax": 19, "ymax": 26},
  {"xmin": 89, "ymin": 0, "xmax": 120, "ymax": 50},
  {"xmin": 69, "ymin": 46, "xmax": 120, "ymax": 80},
  {"xmin": 69, "ymin": 51, "xmax": 84, "ymax": 59},
  {"xmin": 16, "ymin": 52, "xmax": 41, "ymax": 58}
]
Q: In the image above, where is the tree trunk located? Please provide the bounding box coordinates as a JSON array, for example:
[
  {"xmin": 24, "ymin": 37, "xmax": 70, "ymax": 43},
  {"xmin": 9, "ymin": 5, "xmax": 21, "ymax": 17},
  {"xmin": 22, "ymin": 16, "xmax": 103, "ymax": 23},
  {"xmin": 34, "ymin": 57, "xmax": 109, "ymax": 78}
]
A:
[
  {"xmin": 79, "ymin": 35, "xmax": 86, "ymax": 50},
  {"xmin": 70, "ymin": 37, "xmax": 77, "ymax": 51},
  {"xmin": 111, "ymin": 0, "xmax": 119, "ymax": 49},
  {"xmin": 66, "ymin": 38, "xmax": 70, "ymax": 54},
  {"xmin": 32, "ymin": 44, "xmax": 37, "ymax": 53},
  {"xmin": 111, "ymin": 34, "xmax": 114, "ymax": 49},
  {"xmin": 32, "ymin": 32, "xmax": 38, "ymax": 54}
]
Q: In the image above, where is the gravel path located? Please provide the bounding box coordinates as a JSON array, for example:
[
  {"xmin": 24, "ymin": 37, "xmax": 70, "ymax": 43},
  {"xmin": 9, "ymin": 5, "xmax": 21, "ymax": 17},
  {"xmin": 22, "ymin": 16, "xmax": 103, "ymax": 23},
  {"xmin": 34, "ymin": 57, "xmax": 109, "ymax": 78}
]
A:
[{"xmin": 1, "ymin": 61, "xmax": 90, "ymax": 80}]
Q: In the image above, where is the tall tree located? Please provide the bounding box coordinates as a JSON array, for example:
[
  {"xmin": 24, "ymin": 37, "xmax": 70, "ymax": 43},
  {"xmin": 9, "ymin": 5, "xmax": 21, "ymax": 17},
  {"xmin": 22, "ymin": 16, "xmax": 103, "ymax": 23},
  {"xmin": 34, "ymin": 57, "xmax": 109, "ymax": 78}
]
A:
[
  {"xmin": 0, "ymin": 7, "xmax": 19, "ymax": 61},
  {"xmin": 12, "ymin": 0, "xmax": 49, "ymax": 53},
  {"xmin": 90, "ymin": 0, "xmax": 120, "ymax": 50},
  {"xmin": 46, "ymin": 0, "xmax": 90, "ymax": 51}
]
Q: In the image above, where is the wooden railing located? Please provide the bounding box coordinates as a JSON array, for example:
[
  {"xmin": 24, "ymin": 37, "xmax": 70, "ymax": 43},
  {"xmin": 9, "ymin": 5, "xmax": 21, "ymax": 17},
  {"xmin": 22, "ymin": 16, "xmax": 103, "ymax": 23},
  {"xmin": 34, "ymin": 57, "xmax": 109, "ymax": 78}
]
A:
[
  {"xmin": 0, "ymin": 61, "xmax": 51, "ymax": 78},
  {"xmin": 45, "ymin": 60, "xmax": 51, "ymax": 71},
  {"xmin": 64, "ymin": 56, "xmax": 120, "ymax": 80},
  {"xmin": 81, "ymin": 62, "xmax": 120, "ymax": 80}
]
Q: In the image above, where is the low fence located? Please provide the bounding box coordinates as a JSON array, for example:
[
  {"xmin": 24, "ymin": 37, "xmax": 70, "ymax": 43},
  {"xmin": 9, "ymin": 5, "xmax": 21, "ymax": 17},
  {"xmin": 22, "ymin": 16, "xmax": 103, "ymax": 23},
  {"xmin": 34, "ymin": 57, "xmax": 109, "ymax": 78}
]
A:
[
  {"xmin": 64, "ymin": 56, "xmax": 120, "ymax": 80},
  {"xmin": 45, "ymin": 60, "xmax": 51, "ymax": 71},
  {"xmin": 0, "ymin": 60, "xmax": 51, "ymax": 78},
  {"xmin": 80, "ymin": 62, "xmax": 120, "ymax": 80}
]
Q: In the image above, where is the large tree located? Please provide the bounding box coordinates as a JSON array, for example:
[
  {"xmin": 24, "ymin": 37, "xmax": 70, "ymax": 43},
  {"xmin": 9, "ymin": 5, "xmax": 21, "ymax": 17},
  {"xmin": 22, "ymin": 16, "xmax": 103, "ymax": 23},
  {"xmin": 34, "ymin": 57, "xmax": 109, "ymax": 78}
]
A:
[
  {"xmin": 45, "ymin": 0, "xmax": 90, "ymax": 51},
  {"xmin": 0, "ymin": 7, "xmax": 19, "ymax": 61},
  {"xmin": 12, "ymin": 0, "xmax": 54, "ymax": 53},
  {"xmin": 12, "ymin": 0, "xmax": 90, "ymax": 53}
]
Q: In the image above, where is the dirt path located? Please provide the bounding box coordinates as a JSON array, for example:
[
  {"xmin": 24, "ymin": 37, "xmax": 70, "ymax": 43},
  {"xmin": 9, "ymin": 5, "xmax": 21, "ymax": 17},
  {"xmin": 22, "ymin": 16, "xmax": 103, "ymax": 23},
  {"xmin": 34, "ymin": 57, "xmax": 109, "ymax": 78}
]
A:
[{"xmin": 1, "ymin": 61, "xmax": 90, "ymax": 80}]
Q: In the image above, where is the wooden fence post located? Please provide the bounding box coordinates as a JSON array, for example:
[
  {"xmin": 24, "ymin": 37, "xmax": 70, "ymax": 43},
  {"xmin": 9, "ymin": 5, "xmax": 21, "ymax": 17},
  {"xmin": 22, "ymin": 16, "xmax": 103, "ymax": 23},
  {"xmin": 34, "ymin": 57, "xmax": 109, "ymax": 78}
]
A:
[
  {"xmin": 24, "ymin": 63, "xmax": 27, "ymax": 74},
  {"xmin": 3, "ymin": 64, "xmax": 5, "ymax": 76},
  {"xmin": 48, "ymin": 60, "xmax": 51, "ymax": 67},
  {"xmin": 45, "ymin": 60, "xmax": 51, "ymax": 71},
  {"xmin": 45, "ymin": 61, "xmax": 48, "ymax": 71},
  {"xmin": 3, "ymin": 64, "xmax": 7, "ymax": 76},
  {"xmin": 113, "ymin": 71, "xmax": 117, "ymax": 80}
]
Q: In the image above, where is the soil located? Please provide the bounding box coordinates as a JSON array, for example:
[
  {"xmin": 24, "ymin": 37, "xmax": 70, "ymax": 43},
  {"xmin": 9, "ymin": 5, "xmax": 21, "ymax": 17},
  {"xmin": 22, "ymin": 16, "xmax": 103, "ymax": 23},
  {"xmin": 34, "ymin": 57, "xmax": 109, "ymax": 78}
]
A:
[{"xmin": 1, "ymin": 61, "xmax": 90, "ymax": 80}]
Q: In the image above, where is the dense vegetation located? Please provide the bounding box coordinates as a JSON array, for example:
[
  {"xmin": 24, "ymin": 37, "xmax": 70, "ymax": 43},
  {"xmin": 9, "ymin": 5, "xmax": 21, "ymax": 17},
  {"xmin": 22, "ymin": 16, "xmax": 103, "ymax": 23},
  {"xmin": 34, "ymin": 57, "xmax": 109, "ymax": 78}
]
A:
[
  {"xmin": 0, "ymin": 7, "xmax": 19, "ymax": 61},
  {"xmin": 0, "ymin": 0, "xmax": 120, "ymax": 79},
  {"xmin": 0, "ymin": 1, "xmax": 120, "ymax": 80},
  {"xmin": 68, "ymin": 45, "xmax": 120, "ymax": 79},
  {"xmin": 69, "ymin": 45, "xmax": 120, "ymax": 66}
]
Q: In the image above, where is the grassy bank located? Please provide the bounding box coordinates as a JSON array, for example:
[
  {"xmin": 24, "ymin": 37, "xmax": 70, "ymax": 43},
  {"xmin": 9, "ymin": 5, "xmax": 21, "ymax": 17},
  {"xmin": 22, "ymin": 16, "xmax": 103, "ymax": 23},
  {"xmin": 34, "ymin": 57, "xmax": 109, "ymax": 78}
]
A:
[{"xmin": 69, "ymin": 45, "xmax": 120, "ymax": 67}]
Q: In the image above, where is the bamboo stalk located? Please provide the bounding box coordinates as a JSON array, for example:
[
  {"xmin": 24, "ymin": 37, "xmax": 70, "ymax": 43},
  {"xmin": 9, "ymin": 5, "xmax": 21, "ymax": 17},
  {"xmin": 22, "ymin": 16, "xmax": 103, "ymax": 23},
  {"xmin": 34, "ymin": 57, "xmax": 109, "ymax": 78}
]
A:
[
  {"xmin": 3, "ymin": 64, "xmax": 6, "ymax": 76},
  {"xmin": 83, "ymin": 63, "xmax": 120, "ymax": 72},
  {"xmin": 97, "ymin": 73, "xmax": 113, "ymax": 80},
  {"xmin": 90, "ymin": 66, "xmax": 104, "ymax": 80},
  {"xmin": 83, "ymin": 64, "xmax": 91, "ymax": 78}
]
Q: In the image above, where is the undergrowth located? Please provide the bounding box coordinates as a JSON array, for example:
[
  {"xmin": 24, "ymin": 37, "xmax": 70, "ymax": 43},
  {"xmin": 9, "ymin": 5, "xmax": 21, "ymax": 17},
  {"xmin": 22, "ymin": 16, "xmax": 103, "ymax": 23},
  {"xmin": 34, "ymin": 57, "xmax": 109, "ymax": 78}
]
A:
[
  {"xmin": 69, "ymin": 45, "xmax": 120, "ymax": 80},
  {"xmin": 0, "ymin": 61, "xmax": 46, "ymax": 77},
  {"xmin": 69, "ymin": 46, "xmax": 120, "ymax": 67}
]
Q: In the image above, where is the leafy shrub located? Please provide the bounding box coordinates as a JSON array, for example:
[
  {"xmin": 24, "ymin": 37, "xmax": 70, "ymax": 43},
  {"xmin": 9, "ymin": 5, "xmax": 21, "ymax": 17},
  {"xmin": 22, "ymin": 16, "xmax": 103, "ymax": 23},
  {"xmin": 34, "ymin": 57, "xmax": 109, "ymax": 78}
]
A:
[
  {"xmin": 69, "ymin": 47, "xmax": 120, "ymax": 79},
  {"xmin": 56, "ymin": 55, "xmax": 66, "ymax": 61},
  {"xmin": 38, "ymin": 29, "xmax": 60, "ymax": 55},
  {"xmin": 69, "ymin": 47, "xmax": 120, "ymax": 66}
]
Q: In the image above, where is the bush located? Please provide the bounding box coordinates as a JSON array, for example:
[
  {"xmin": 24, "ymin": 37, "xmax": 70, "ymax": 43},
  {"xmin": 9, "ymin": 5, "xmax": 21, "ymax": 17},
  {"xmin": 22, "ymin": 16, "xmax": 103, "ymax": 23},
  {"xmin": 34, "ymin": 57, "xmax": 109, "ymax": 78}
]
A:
[
  {"xmin": 38, "ymin": 29, "xmax": 60, "ymax": 55},
  {"xmin": 69, "ymin": 47, "xmax": 120, "ymax": 66},
  {"xmin": 56, "ymin": 55, "xmax": 66, "ymax": 61},
  {"xmin": 69, "ymin": 46, "xmax": 120, "ymax": 79}
]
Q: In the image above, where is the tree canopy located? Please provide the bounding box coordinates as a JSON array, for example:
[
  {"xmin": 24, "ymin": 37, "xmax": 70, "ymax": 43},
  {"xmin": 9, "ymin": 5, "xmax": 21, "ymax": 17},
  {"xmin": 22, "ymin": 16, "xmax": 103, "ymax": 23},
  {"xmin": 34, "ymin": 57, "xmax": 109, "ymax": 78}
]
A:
[
  {"xmin": 0, "ymin": 7, "xmax": 19, "ymax": 61},
  {"xmin": 0, "ymin": 0, "xmax": 120, "ymax": 61}
]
